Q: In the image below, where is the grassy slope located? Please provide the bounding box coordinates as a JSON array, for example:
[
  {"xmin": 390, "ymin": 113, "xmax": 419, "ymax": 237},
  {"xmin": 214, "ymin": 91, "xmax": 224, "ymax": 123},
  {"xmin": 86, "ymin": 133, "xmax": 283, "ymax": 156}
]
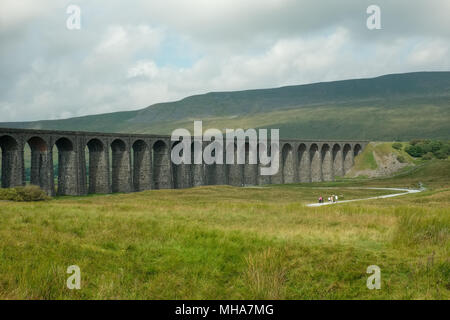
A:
[
  {"xmin": 0, "ymin": 160, "xmax": 448, "ymax": 299},
  {"xmin": 348, "ymin": 142, "xmax": 416, "ymax": 175},
  {"xmin": 126, "ymin": 99, "xmax": 450, "ymax": 140},
  {"xmin": 1, "ymin": 72, "xmax": 450, "ymax": 140}
]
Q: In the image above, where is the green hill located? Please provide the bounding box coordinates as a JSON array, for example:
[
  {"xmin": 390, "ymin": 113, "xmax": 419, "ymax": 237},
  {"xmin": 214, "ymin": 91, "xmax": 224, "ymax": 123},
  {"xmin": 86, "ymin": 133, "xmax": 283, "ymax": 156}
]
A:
[{"xmin": 1, "ymin": 71, "xmax": 450, "ymax": 140}]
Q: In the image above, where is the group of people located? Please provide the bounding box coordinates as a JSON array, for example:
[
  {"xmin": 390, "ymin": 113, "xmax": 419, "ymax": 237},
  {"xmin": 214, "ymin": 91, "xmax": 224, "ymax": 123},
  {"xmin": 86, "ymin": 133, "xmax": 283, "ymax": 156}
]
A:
[{"xmin": 318, "ymin": 195, "xmax": 338, "ymax": 204}]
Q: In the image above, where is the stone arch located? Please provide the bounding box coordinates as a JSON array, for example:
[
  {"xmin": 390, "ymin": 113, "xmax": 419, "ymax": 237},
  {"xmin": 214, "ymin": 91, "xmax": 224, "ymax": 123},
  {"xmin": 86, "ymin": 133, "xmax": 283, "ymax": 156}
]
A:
[
  {"xmin": 321, "ymin": 144, "xmax": 333, "ymax": 181},
  {"xmin": 244, "ymin": 141, "xmax": 258, "ymax": 186},
  {"xmin": 26, "ymin": 137, "xmax": 53, "ymax": 194},
  {"xmin": 110, "ymin": 139, "xmax": 131, "ymax": 193},
  {"xmin": 343, "ymin": 144, "xmax": 353, "ymax": 174},
  {"xmin": 28, "ymin": 136, "xmax": 48, "ymax": 152},
  {"xmin": 354, "ymin": 144, "xmax": 362, "ymax": 157},
  {"xmin": 54, "ymin": 137, "xmax": 77, "ymax": 195},
  {"xmin": 332, "ymin": 144, "xmax": 344, "ymax": 177},
  {"xmin": 297, "ymin": 143, "xmax": 310, "ymax": 182},
  {"xmin": 310, "ymin": 143, "xmax": 322, "ymax": 182},
  {"xmin": 0, "ymin": 135, "xmax": 23, "ymax": 188},
  {"xmin": 132, "ymin": 140, "xmax": 151, "ymax": 191},
  {"xmin": 282, "ymin": 143, "xmax": 295, "ymax": 183},
  {"xmin": 152, "ymin": 140, "xmax": 171, "ymax": 189},
  {"xmin": 86, "ymin": 138, "xmax": 110, "ymax": 194}
]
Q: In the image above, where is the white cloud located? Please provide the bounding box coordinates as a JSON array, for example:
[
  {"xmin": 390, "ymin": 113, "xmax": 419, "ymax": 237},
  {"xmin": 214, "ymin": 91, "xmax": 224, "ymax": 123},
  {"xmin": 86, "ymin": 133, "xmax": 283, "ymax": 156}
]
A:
[
  {"xmin": 95, "ymin": 25, "xmax": 163, "ymax": 55},
  {"xmin": 127, "ymin": 60, "xmax": 159, "ymax": 79},
  {"xmin": 408, "ymin": 39, "xmax": 450, "ymax": 66},
  {"xmin": 0, "ymin": 1, "xmax": 449, "ymax": 122},
  {"xmin": 0, "ymin": 0, "xmax": 48, "ymax": 32}
]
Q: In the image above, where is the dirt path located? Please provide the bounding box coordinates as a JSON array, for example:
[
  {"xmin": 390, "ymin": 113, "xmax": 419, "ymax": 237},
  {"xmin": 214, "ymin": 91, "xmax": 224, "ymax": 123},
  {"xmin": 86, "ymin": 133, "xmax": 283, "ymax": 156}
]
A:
[{"xmin": 307, "ymin": 187, "xmax": 424, "ymax": 207}]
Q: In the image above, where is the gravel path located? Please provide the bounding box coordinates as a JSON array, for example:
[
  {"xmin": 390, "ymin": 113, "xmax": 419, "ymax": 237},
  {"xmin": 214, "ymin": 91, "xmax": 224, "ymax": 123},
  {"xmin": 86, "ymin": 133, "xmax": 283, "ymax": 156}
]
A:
[{"xmin": 306, "ymin": 187, "xmax": 424, "ymax": 207}]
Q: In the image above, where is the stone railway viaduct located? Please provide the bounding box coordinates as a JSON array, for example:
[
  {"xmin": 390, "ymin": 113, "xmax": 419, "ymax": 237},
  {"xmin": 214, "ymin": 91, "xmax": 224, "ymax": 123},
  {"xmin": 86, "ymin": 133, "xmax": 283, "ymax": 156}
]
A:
[{"xmin": 0, "ymin": 128, "xmax": 367, "ymax": 196}]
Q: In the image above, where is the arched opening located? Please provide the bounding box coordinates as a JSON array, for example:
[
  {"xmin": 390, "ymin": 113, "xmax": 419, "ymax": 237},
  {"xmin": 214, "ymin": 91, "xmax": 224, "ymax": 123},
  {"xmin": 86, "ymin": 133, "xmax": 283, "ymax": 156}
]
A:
[
  {"xmin": 343, "ymin": 144, "xmax": 353, "ymax": 174},
  {"xmin": 0, "ymin": 135, "xmax": 22, "ymax": 188},
  {"xmin": 25, "ymin": 137, "xmax": 53, "ymax": 194},
  {"xmin": 282, "ymin": 143, "xmax": 294, "ymax": 184},
  {"xmin": 54, "ymin": 137, "xmax": 77, "ymax": 195},
  {"xmin": 110, "ymin": 139, "xmax": 131, "ymax": 193},
  {"xmin": 297, "ymin": 143, "xmax": 309, "ymax": 182},
  {"xmin": 86, "ymin": 139, "xmax": 110, "ymax": 194},
  {"xmin": 152, "ymin": 140, "xmax": 171, "ymax": 189},
  {"xmin": 244, "ymin": 141, "xmax": 258, "ymax": 186},
  {"xmin": 332, "ymin": 144, "xmax": 344, "ymax": 177},
  {"xmin": 191, "ymin": 141, "xmax": 204, "ymax": 187},
  {"xmin": 132, "ymin": 140, "xmax": 151, "ymax": 191},
  {"xmin": 310, "ymin": 144, "xmax": 322, "ymax": 182},
  {"xmin": 354, "ymin": 144, "xmax": 362, "ymax": 157}
]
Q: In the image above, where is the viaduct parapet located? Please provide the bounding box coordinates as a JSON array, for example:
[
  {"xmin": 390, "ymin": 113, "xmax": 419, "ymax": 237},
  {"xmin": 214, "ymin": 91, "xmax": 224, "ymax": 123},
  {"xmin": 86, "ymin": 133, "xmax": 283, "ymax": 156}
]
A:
[{"xmin": 0, "ymin": 128, "xmax": 368, "ymax": 196}]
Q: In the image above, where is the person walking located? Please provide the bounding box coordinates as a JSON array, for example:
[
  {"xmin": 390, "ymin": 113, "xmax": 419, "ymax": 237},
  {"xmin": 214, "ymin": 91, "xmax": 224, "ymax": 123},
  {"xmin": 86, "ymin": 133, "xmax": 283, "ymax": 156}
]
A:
[{"xmin": 335, "ymin": 195, "xmax": 338, "ymax": 203}]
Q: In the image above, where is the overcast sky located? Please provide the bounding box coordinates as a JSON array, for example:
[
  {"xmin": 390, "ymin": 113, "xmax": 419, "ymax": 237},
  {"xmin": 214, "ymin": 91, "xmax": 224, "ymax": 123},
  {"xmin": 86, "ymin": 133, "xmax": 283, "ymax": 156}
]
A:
[{"xmin": 1, "ymin": 0, "xmax": 449, "ymax": 122}]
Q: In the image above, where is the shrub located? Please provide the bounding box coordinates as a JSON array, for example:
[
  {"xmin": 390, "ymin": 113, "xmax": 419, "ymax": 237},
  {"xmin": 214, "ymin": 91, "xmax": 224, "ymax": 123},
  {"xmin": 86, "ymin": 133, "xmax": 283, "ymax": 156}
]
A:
[
  {"xmin": 392, "ymin": 142, "xmax": 402, "ymax": 150},
  {"xmin": 0, "ymin": 188, "xmax": 18, "ymax": 200},
  {"xmin": 435, "ymin": 150, "xmax": 448, "ymax": 160},
  {"xmin": 405, "ymin": 140, "xmax": 450, "ymax": 159},
  {"xmin": 405, "ymin": 145, "xmax": 424, "ymax": 157},
  {"xmin": 422, "ymin": 152, "xmax": 434, "ymax": 160},
  {"xmin": 436, "ymin": 144, "xmax": 450, "ymax": 157},
  {"xmin": 0, "ymin": 185, "xmax": 50, "ymax": 201},
  {"xmin": 430, "ymin": 141, "xmax": 443, "ymax": 154},
  {"xmin": 396, "ymin": 155, "xmax": 406, "ymax": 163},
  {"xmin": 409, "ymin": 139, "xmax": 423, "ymax": 146}
]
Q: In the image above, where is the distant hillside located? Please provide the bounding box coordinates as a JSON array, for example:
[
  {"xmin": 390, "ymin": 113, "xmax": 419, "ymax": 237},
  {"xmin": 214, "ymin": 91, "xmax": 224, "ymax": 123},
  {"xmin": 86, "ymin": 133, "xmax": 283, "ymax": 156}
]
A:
[{"xmin": 1, "ymin": 72, "xmax": 450, "ymax": 140}]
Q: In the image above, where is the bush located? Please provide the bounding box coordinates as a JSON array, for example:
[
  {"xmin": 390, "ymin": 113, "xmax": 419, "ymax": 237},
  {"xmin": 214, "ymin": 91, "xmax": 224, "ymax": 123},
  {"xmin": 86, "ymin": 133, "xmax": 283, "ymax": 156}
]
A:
[
  {"xmin": 405, "ymin": 140, "xmax": 450, "ymax": 159},
  {"xmin": 409, "ymin": 139, "xmax": 423, "ymax": 146},
  {"xmin": 422, "ymin": 152, "xmax": 434, "ymax": 160},
  {"xmin": 0, "ymin": 185, "xmax": 50, "ymax": 201},
  {"xmin": 435, "ymin": 150, "xmax": 448, "ymax": 160},
  {"xmin": 437, "ymin": 144, "xmax": 450, "ymax": 157},
  {"xmin": 396, "ymin": 155, "xmax": 406, "ymax": 163},
  {"xmin": 430, "ymin": 141, "xmax": 443, "ymax": 154},
  {"xmin": 405, "ymin": 145, "xmax": 423, "ymax": 157},
  {"xmin": 392, "ymin": 142, "xmax": 402, "ymax": 150}
]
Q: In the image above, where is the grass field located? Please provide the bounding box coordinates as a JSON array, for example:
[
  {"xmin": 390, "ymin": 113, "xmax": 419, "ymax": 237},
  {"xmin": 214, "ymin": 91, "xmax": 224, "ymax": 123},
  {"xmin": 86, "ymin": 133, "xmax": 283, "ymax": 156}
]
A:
[{"xmin": 0, "ymin": 160, "xmax": 448, "ymax": 299}]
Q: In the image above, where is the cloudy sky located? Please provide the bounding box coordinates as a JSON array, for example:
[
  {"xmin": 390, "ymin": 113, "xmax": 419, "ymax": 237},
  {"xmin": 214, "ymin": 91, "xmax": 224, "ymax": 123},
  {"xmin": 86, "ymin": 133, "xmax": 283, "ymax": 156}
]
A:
[{"xmin": 1, "ymin": 0, "xmax": 449, "ymax": 122}]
